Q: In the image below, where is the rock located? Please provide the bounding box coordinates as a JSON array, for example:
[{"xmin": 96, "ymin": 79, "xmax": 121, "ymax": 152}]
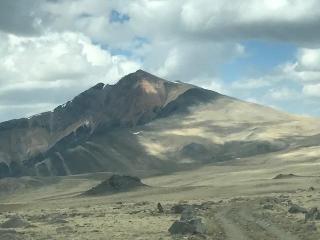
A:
[
  {"xmin": 84, "ymin": 175, "xmax": 147, "ymax": 195},
  {"xmin": 262, "ymin": 196, "xmax": 281, "ymax": 204},
  {"xmin": 0, "ymin": 215, "xmax": 31, "ymax": 228},
  {"xmin": 171, "ymin": 204, "xmax": 193, "ymax": 214},
  {"xmin": 56, "ymin": 226, "xmax": 74, "ymax": 234},
  {"xmin": 0, "ymin": 229, "xmax": 23, "ymax": 240},
  {"xmin": 134, "ymin": 201, "xmax": 149, "ymax": 206},
  {"xmin": 48, "ymin": 213, "xmax": 68, "ymax": 224},
  {"xmin": 306, "ymin": 222, "xmax": 317, "ymax": 231},
  {"xmin": 169, "ymin": 204, "xmax": 206, "ymax": 235},
  {"xmin": 49, "ymin": 218, "xmax": 69, "ymax": 224},
  {"xmin": 0, "ymin": 233, "xmax": 23, "ymax": 240},
  {"xmin": 168, "ymin": 218, "xmax": 206, "ymax": 235},
  {"xmin": 199, "ymin": 201, "xmax": 215, "ymax": 210},
  {"xmin": 263, "ymin": 204, "xmax": 273, "ymax": 210},
  {"xmin": 96, "ymin": 213, "xmax": 106, "ymax": 217},
  {"xmin": 80, "ymin": 213, "xmax": 90, "ymax": 218},
  {"xmin": 288, "ymin": 204, "xmax": 307, "ymax": 214},
  {"xmin": 180, "ymin": 206, "xmax": 196, "ymax": 221},
  {"xmin": 0, "ymin": 162, "xmax": 10, "ymax": 178},
  {"xmin": 157, "ymin": 203, "xmax": 164, "ymax": 213},
  {"xmin": 308, "ymin": 186, "xmax": 315, "ymax": 191},
  {"xmin": 273, "ymin": 173, "xmax": 299, "ymax": 179},
  {"xmin": 305, "ymin": 207, "xmax": 320, "ymax": 221}
]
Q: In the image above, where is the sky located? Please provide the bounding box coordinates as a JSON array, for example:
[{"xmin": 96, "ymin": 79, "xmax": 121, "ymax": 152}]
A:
[{"xmin": 1, "ymin": 0, "xmax": 320, "ymax": 122}]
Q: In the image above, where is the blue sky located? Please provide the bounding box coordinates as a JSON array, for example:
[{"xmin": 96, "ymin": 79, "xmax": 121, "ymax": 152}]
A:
[
  {"xmin": 0, "ymin": 0, "xmax": 320, "ymax": 121},
  {"xmin": 220, "ymin": 40, "xmax": 297, "ymax": 81}
]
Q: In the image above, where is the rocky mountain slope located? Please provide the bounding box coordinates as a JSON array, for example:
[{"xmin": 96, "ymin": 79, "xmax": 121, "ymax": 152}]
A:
[{"xmin": 0, "ymin": 70, "xmax": 320, "ymax": 178}]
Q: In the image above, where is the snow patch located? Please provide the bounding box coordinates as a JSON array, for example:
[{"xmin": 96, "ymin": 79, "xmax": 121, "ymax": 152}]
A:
[{"xmin": 133, "ymin": 131, "xmax": 142, "ymax": 135}]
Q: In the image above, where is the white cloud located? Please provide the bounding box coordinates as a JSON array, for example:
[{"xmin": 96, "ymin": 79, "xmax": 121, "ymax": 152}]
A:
[
  {"xmin": 0, "ymin": 31, "xmax": 140, "ymax": 121},
  {"xmin": 138, "ymin": 39, "xmax": 245, "ymax": 83},
  {"xmin": 303, "ymin": 84, "xmax": 320, "ymax": 97},
  {"xmin": 280, "ymin": 48, "xmax": 320, "ymax": 89},
  {"xmin": 2, "ymin": 0, "xmax": 320, "ymax": 120},
  {"xmin": 267, "ymin": 88, "xmax": 298, "ymax": 100},
  {"xmin": 232, "ymin": 78, "xmax": 271, "ymax": 89},
  {"xmin": 297, "ymin": 48, "xmax": 320, "ymax": 71},
  {"xmin": 192, "ymin": 77, "xmax": 228, "ymax": 95}
]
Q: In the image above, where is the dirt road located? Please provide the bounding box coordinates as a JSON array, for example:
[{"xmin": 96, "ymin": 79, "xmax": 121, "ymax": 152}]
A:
[{"xmin": 207, "ymin": 198, "xmax": 319, "ymax": 240}]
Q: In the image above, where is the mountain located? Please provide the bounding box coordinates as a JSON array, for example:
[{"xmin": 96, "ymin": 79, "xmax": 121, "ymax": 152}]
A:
[{"xmin": 0, "ymin": 70, "xmax": 320, "ymax": 178}]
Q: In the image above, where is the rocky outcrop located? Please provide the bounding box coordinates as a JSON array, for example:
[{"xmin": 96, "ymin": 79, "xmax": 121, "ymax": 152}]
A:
[
  {"xmin": 273, "ymin": 173, "xmax": 299, "ymax": 179},
  {"xmin": 288, "ymin": 204, "xmax": 308, "ymax": 214},
  {"xmin": 169, "ymin": 206, "xmax": 207, "ymax": 235},
  {"xmin": 0, "ymin": 216, "xmax": 31, "ymax": 228},
  {"xmin": 305, "ymin": 207, "xmax": 320, "ymax": 221},
  {"xmin": 84, "ymin": 175, "xmax": 147, "ymax": 195}
]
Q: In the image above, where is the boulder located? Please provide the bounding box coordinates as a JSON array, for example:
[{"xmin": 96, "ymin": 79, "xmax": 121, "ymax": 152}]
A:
[
  {"xmin": 0, "ymin": 229, "xmax": 23, "ymax": 240},
  {"xmin": 0, "ymin": 233, "xmax": 23, "ymax": 240},
  {"xmin": 180, "ymin": 206, "xmax": 196, "ymax": 221},
  {"xmin": 169, "ymin": 204, "xmax": 207, "ymax": 235},
  {"xmin": 305, "ymin": 207, "xmax": 320, "ymax": 221},
  {"xmin": 0, "ymin": 216, "xmax": 31, "ymax": 228},
  {"xmin": 263, "ymin": 204, "xmax": 273, "ymax": 210},
  {"xmin": 308, "ymin": 186, "xmax": 315, "ymax": 191},
  {"xmin": 288, "ymin": 204, "xmax": 307, "ymax": 214},
  {"xmin": 306, "ymin": 223, "xmax": 317, "ymax": 231},
  {"xmin": 157, "ymin": 203, "xmax": 164, "ymax": 213},
  {"xmin": 171, "ymin": 204, "xmax": 193, "ymax": 214},
  {"xmin": 168, "ymin": 218, "xmax": 206, "ymax": 235},
  {"xmin": 56, "ymin": 226, "xmax": 74, "ymax": 234}
]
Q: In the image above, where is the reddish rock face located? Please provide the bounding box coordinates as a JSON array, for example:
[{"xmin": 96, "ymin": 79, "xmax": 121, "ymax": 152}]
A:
[{"xmin": 99, "ymin": 70, "xmax": 192, "ymax": 126}]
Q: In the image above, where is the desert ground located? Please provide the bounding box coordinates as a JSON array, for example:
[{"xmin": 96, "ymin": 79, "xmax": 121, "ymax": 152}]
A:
[{"xmin": 0, "ymin": 144, "xmax": 320, "ymax": 240}]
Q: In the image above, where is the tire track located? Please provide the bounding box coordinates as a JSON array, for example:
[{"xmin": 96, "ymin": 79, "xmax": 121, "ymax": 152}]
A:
[
  {"xmin": 211, "ymin": 201, "xmax": 301, "ymax": 240},
  {"xmin": 215, "ymin": 207, "xmax": 249, "ymax": 240}
]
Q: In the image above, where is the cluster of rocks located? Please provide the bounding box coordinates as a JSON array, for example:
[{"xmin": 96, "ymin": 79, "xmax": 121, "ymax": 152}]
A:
[
  {"xmin": 168, "ymin": 204, "xmax": 207, "ymax": 236},
  {"xmin": 0, "ymin": 216, "xmax": 30, "ymax": 240},
  {"xmin": 0, "ymin": 229, "xmax": 24, "ymax": 240},
  {"xmin": 305, "ymin": 207, "xmax": 320, "ymax": 221},
  {"xmin": 288, "ymin": 203, "xmax": 320, "ymax": 222},
  {"xmin": 0, "ymin": 215, "xmax": 31, "ymax": 228}
]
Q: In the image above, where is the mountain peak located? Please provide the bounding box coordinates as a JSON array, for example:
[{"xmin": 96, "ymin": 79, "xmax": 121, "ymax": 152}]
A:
[{"xmin": 116, "ymin": 69, "xmax": 167, "ymax": 88}]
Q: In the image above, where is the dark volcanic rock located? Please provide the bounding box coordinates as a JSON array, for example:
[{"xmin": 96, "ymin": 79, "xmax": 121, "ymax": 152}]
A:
[
  {"xmin": 180, "ymin": 207, "xmax": 196, "ymax": 221},
  {"xmin": 305, "ymin": 207, "xmax": 320, "ymax": 221},
  {"xmin": 273, "ymin": 173, "xmax": 299, "ymax": 179},
  {"xmin": 0, "ymin": 162, "xmax": 10, "ymax": 178},
  {"xmin": 157, "ymin": 203, "xmax": 164, "ymax": 213},
  {"xmin": 308, "ymin": 186, "xmax": 315, "ymax": 191},
  {"xmin": 0, "ymin": 216, "xmax": 31, "ymax": 228},
  {"xmin": 263, "ymin": 204, "xmax": 274, "ymax": 210},
  {"xmin": 288, "ymin": 204, "xmax": 307, "ymax": 214},
  {"xmin": 84, "ymin": 175, "xmax": 146, "ymax": 195},
  {"xmin": 0, "ymin": 230, "xmax": 24, "ymax": 240},
  {"xmin": 169, "ymin": 203, "xmax": 207, "ymax": 235},
  {"xmin": 168, "ymin": 218, "xmax": 206, "ymax": 235},
  {"xmin": 306, "ymin": 222, "xmax": 317, "ymax": 231},
  {"xmin": 171, "ymin": 204, "xmax": 193, "ymax": 214}
]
